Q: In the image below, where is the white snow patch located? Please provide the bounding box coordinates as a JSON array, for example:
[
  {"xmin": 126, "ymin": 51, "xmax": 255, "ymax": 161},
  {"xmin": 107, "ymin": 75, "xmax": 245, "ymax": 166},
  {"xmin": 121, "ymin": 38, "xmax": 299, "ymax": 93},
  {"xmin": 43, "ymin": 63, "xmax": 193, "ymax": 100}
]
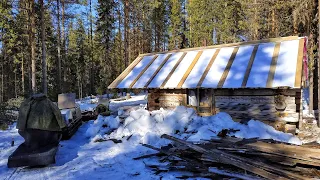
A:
[{"xmin": 109, "ymin": 95, "xmax": 147, "ymax": 112}]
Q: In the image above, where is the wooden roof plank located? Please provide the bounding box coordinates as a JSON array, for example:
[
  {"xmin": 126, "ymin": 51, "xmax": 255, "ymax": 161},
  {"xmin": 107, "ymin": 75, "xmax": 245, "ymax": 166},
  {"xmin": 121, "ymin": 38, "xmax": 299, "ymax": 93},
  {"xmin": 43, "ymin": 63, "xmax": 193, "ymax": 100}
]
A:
[
  {"xmin": 241, "ymin": 45, "xmax": 259, "ymax": 87},
  {"xmin": 197, "ymin": 49, "xmax": 220, "ymax": 88},
  {"xmin": 160, "ymin": 52, "xmax": 187, "ymax": 88},
  {"xmin": 129, "ymin": 55, "xmax": 159, "ymax": 88},
  {"xmin": 177, "ymin": 51, "xmax": 203, "ymax": 88},
  {"xmin": 108, "ymin": 55, "xmax": 144, "ymax": 88},
  {"xmin": 266, "ymin": 42, "xmax": 281, "ymax": 88},
  {"xmin": 217, "ymin": 47, "xmax": 240, "ymax": 88},
  {"xmin": 294, "ymin": 38, "xmax": 305, "ymax": 88},
  {"xmin": 144, "ymin": 54, "xmax": 172, "ymax": 88}
]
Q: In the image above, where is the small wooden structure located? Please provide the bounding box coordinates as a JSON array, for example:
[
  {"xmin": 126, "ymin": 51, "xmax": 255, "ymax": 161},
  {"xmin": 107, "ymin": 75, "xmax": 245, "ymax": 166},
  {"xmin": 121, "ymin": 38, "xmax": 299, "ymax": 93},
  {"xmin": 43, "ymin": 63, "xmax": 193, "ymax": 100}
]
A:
[{"xmin": 108, "ymin": 36, "xmax": 307, "ymax": 132}]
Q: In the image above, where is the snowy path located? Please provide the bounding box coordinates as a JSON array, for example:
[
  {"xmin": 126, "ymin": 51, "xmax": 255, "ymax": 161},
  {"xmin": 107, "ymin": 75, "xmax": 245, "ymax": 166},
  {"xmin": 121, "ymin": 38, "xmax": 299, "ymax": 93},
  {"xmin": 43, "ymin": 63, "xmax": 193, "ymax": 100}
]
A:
[{"xmin": 0, "ymin": 122, "xmax": 168, "ymax": 180}]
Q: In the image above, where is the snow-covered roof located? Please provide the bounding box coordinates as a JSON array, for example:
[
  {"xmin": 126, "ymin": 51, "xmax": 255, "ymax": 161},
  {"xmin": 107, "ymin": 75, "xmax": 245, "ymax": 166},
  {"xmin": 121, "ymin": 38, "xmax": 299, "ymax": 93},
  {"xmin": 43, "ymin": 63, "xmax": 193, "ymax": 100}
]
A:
[{"xmin": 109, "ymin": 36, "xmax": 305, "ymax": 89}]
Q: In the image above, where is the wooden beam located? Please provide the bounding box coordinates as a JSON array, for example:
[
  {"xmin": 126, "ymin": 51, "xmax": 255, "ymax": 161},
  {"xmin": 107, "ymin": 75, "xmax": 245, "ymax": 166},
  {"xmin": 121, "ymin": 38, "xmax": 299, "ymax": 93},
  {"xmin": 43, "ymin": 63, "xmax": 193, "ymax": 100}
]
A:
[
  {"xmin": 294, "ymin": 38, "xmax": 304, "ymax": 88},
  {"xmin": 266, "ymin": 42, "xmax": 281, "ymax": 88},
  {"xmin": 299, "ymin": 90, "xmax": 303, "ymax": 129},
  {"xmin": 129, "ymin": 55, "xmax": 159, "ymax": 88},
  {"xmin": 241, "ymin": 45, "xmax": 259, "ymax": 87},
  {"xmin": 160, "ymin": 52, "xmax": 187, "ymax": 88},
  {"xmin": 197, "ymin": 49, "xmax": 220, "ymax": 88},
  {"xmin": 197, "ymin": 88, "xmax": 200, "ymax": 112},
  {"xmin": 140, "ymin": 36, "xmax": 298, "ymax": 57},
  {"xmin": 217, "ymin": 47, "xmax": 239, "ymax": 88},
  {"xmin": 108, "ymin": 55, "xmax": 144, "ymax": 88},
  {"xmin": 177, "ymin": 51, "xmax": 203, "ymax": 88},
  {"xmin": 143, "ymin": 54, "xmax": 172, "ymax": 88}
]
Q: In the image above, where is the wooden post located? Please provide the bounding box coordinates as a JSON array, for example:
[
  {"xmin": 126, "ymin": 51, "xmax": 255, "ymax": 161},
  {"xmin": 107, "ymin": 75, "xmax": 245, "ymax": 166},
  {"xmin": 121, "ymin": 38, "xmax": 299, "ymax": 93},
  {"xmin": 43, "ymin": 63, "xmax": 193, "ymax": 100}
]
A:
[{"xmin": 196, "ymin": 88, "xmax": 200, "ymax": 113}]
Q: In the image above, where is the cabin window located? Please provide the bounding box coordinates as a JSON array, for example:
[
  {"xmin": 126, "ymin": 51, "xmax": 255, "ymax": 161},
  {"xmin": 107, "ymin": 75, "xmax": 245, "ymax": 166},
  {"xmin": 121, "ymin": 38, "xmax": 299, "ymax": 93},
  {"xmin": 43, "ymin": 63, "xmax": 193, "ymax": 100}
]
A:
[
  {"xmin": 187, "ymin": 89, "xmax": 214, "ymax": 115},
  {"xmin": 187, "ymin": 89, "xmax": 197, "ymax": 106}
]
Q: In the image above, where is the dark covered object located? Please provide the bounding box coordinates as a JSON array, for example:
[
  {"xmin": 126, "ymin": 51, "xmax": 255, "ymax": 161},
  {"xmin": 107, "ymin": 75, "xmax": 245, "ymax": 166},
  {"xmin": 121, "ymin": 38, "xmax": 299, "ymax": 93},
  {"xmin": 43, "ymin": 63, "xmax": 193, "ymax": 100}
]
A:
[
  {"xmin": 17, "ymin": 94, "xmax": 66, "ymax": 131},
  {"xmin": 8, "ymin": 94, "xmax": 65, "ymax": 168},
  {"xmin": 8, "ymin": 129, "xmax": 61, "ymax": 168}
]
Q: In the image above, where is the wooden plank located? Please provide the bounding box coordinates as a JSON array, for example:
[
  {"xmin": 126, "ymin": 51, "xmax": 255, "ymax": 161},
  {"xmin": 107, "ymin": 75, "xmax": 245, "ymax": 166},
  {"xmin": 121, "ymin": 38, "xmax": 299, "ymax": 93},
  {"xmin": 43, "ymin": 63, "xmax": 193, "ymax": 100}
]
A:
[
  {"xmin": 294, "ymin": 38, "xmax": 304, "ymax": 88},
  {"xmin": 217, "ymin": 47, "xmax": 239, "ymax": 88},
  {"xmin": 161, "ymin": 134, "xmax": 294, "ymax": 180},
  {"xmin": 197, "ymin": 88, "xmax": 200, "ymax": 112},
  {"xmin": 129, "ymin": 55, "xmax": 159, "ymax": 88},
  {"xmin": 242, "ymin": 45, "xmax": 259, "ymax": 87},
  {"xmin": 266, "ymin": 42, "xmax": 281, "ymax": 88},
  {"xmin": 144, "ymin": 54, "xmax": 172, "ymax": 88},
  {"xmin": 108, "ymin": 55, "xmax": 144, "ymax": 88},
  {"xmin": 299, "ymin": 90, "xmax": 303, "ymax": 129},
  {"xmin": 140, "ymin": 36, "xmax": 298, "ymax": 57},
  {"xmin": 197, "ymin": 49, "xmax": 220, "ymax": 88},
  {"xmin": 160, "ymin": 52, "xmax": 187, "ymax": 88},
  {"xmin": 177, "ymin": 51, "xmax": 203, "ymax": 88},
  {"xmin": 133, "ymin": 153, "xmax": 162, "ymax": 160}
]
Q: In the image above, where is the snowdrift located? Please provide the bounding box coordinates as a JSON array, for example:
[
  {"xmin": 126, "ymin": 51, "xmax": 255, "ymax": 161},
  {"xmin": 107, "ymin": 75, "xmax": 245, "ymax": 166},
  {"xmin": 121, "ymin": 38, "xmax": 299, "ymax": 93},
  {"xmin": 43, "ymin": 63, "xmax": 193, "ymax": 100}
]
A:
[{"xmin": 86, "ymin": 106, "xmax": 302, "ymax": 146}]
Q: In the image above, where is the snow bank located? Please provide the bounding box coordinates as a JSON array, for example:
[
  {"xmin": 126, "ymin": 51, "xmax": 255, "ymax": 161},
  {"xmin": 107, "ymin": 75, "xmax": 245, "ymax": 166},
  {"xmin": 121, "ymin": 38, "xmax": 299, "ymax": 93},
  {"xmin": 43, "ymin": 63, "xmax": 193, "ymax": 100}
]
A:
[
  {"xmin": 85, "ymin": 115, "xmax": 120, "ymax": 138},
  {"xmin": 186, "ymin": 112, "xmax": 301, "ymax": 145},
  {"xmin": 86, "ymin": 106, "xmax": 302, "ymax": 146}
]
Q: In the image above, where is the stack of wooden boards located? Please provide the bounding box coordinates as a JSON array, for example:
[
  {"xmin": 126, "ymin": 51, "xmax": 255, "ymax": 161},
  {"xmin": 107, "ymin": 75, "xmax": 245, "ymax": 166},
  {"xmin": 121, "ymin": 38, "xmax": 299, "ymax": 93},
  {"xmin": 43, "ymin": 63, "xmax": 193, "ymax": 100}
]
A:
[{"xmin": 138, "ymin": 134, "xmax": 320, "ymax": 179}]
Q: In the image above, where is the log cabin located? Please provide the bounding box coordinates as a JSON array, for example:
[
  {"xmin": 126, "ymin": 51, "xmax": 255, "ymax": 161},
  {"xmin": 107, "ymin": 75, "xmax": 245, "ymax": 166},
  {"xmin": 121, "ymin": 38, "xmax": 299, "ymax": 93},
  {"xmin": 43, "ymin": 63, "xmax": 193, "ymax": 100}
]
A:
[{"xmin": 108, "ymin": 36, "xmax": 308, "ymax": 133}]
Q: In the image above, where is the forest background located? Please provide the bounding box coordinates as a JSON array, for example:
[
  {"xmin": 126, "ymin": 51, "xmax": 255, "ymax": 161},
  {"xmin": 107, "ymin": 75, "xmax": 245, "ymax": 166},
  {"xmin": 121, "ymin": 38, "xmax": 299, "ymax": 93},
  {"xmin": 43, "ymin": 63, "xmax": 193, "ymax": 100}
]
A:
[{"xmin": 0, "ymin": 0, "xmax": 317, "ymax": 102}]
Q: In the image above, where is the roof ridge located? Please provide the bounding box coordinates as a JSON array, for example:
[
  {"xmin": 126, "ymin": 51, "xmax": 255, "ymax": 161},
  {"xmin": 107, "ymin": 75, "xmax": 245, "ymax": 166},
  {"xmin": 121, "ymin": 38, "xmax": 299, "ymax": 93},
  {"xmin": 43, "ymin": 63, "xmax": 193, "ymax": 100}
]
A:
[{"xmin": 139, "ymin": 36, "xmax": 299, "ymax": 56}]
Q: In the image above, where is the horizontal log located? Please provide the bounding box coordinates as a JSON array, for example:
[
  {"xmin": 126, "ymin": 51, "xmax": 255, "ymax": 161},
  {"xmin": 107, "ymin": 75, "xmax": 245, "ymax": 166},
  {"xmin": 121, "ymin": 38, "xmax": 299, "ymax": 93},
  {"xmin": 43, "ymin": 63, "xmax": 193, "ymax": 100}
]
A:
[
  {"xmin": 215, "ymin": 96, "xmax": 296, "ymax": 104},
  {"xmin": 214, "ymin": 89, "xmax": 298, "ymax": 96}
]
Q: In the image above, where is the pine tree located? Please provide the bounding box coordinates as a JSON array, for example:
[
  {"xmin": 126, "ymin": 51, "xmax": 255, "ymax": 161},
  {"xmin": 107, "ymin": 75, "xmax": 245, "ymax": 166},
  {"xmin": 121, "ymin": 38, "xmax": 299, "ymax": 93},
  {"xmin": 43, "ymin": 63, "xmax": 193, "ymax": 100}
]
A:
[
  {"xmin": 168, "ymin": 0, "xmax": 184, "ymax": 49},
  {"xmin": 96, "ymin": 0, "xmax": 115, "ymax": 93}
]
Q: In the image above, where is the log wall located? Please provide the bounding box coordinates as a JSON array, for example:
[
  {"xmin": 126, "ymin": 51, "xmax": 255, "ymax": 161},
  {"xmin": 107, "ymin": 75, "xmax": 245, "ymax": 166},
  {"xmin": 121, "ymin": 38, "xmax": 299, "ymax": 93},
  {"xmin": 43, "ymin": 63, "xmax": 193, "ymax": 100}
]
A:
[
  {"xmin": 148, "ymin": 89, "xmax": 187, "ymax": 111},
  {"xmin": 147, "ymin": 88, "xmax": 302, "ymax": 130}
]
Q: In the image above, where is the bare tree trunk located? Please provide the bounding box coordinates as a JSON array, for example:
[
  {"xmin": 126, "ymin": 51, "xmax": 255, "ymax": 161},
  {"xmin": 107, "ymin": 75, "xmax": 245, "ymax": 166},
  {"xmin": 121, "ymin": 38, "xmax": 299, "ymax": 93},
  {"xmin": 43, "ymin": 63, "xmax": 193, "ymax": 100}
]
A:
[
  {"xmin": 29, "ymin": 0, "xmax": 36, "ymax": 94},
  {"xmin": 271, "ymin": 3, "xmax": 275, "ymax": 37},
  {"xmin": 318, "ymin": 0, "xmax": 320, "ymax": 126},
  {"xmin": 293, "ymin": 10, "xmax": 298, "ymax": 34},
  {"xmin": 62, "ymin": 0, "xmax": 66, "ymax": 92},
  {"xmin": 57, "ymin": 0, "xmax": 62, "ymax": 93},
  {"xmin": 89, "ymin": 0, "xmax": 94, "ymax": 94},
  {"xmin": 118, "ymin": 9, "xmax": 122, "ymax": 73},
  {"xmin": 15, "ymin": 66, "xmax": 17, "ymax": 98},
  {"xmin": 40, "ymin": 0, "xmax": 47, "ymax": 95},
  {"xmin": 253, "ymin": 0, "xmax": 258, "ymax": 40},
  {"xmin": 1, "ymin": 46, "xmax": 4, "ymax": 103},
  {"xmin": 124, "ymin": 0, "xmax": 129, "ymax": 67},
  {"xmin": 22, "ymin": 53, "xmax": 25, "ymax": 96}
]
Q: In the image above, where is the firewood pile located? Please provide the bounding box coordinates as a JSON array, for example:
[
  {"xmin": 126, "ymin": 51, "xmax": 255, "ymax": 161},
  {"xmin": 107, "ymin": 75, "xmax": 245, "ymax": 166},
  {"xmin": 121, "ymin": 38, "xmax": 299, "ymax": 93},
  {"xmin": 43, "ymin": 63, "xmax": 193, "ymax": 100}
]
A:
[{"xmin": 137, "ymin": 134, "xmax": 320, "ymax": 180}]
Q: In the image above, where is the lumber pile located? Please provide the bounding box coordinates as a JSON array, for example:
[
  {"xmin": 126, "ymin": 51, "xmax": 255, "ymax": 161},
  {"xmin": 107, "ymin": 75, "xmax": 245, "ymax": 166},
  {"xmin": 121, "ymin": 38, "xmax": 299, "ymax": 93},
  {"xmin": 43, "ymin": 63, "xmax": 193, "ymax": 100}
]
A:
[{"xmin": 137, "ymin": 134, "xmax": 320, "ymax": 179}]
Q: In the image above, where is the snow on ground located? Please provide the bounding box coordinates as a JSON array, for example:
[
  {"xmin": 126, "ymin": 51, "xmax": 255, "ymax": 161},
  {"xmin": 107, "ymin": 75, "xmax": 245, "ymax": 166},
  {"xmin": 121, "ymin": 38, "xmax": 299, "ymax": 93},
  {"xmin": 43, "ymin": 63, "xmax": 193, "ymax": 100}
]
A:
[
  {"xmin": 76, "ymin": 97, "xmax": 99, "ymax": 112},
  {"xmin": 76, "ymin": 94, "xmax": 147, "ymax": 113},
  {"xmin": 0, "ymin": 97, "xmax": 303, "ymax": 180},
  {"xmin": 108, "ymin": 95, "xmax": 147, "ymax": 112},
  {"xmin": 0, "ymin": 122, "xmax": 169, "ymax": 180}
]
